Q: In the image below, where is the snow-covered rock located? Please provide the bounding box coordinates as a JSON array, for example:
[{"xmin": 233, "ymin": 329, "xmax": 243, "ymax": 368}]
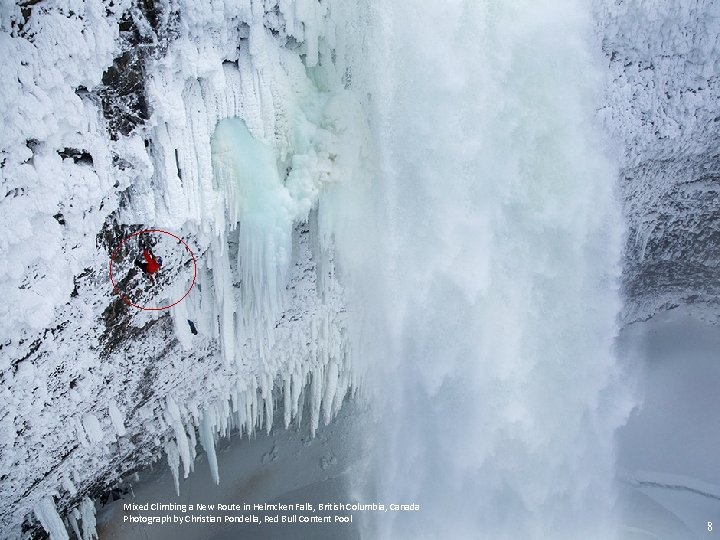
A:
[
  {"xmin": 0, "ymin": 0, "xmax": 367, "ymax": 536},
  {"xmin": 597, "ymin": 0, "xmax": 720, "ymax": 324}
]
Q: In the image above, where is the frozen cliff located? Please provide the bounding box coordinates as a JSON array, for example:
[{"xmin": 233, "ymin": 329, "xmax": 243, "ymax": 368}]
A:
[
  {"xmin": 0, "ymin": 0, "xmax": 717, "ymax": 538},
  {"xmin": 598, "ymin": 0, "xmax": 720, "ymax": 324}
]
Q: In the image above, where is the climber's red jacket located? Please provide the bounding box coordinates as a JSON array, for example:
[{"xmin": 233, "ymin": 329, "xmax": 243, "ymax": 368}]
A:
[{"xmin": 143, "ymin": 249, "xmax": 160, "ymax": 274}]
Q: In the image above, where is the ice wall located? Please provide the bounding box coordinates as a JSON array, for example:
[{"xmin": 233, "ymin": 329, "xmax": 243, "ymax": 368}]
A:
[
  {"xmin": 0, "ymin": 0, "xmax": 368, "ymax": 537},
  {"xmin": 211, "ymin": 117, "xmax": 293, "ymax": 337},
  {"xmin": 338, "ymin": 1, "xmax": 633, "ymax": 538}
]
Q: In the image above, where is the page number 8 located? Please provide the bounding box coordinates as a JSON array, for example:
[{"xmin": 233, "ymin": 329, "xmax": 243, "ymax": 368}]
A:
[{"xmin": 710, "ymin": 522, "xmax": 713, "ymax": 532}]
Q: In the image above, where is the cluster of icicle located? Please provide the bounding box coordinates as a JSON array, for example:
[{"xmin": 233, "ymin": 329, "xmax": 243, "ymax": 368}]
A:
[
  {"xmin": 34, "ymin": 497, "xmax": 96, "ymax": 540},
  {"xmin": 27, "ymin": 0, "xmax": 369, "ymax": 536},
  {"xmin": 141, "ymin": 0, "xmax": 366, "ymax": 496},
  {"xmin": 165, "ymin": 300, "xmax": 353, "ymax": 493}
]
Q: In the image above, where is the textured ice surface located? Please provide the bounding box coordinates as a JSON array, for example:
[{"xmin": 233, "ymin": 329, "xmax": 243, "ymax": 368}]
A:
[
  {"xmin": 0, "ymin": 0, "xmax": 367, "ymax": 536},
  {"xmin": 597, "ymin": 0, "xmax": 720, "ymax": 323},
  {"xmin": 211, "ymin": 117, "xmax": 295, "ymax": 340}
]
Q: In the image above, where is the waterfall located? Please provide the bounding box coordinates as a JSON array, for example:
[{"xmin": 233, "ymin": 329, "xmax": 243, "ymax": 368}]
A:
[{"xmin": 339, "ymin": 1, "xmax": 633, "ymax": 538}]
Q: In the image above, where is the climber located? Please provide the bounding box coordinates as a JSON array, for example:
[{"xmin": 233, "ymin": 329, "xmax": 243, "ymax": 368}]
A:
[{"xmin": 135, "ymin": 248, "xmax": 162, "ymax": 277}]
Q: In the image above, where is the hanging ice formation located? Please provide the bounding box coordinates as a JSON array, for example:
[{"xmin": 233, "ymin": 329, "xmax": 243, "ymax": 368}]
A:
[
  {"xmin": 11, "ymin": 3, "xmax": 371, "ymax": 535},
  {"xmin": 131, "ymin": 0, "xmax": 373, "ymax": 495}
]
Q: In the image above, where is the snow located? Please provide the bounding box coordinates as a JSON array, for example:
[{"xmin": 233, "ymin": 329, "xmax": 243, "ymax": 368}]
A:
[
  {"xmin": 1, "ymin": 0, "xmax": 364, "ymax": 536},
  {"xmin": 81, "ymin": 413, "xmax": 104, "ymax": 444},
  {"xmin": 0, "ymin": 0, "xmax": 125, "ymax": 338},
  {"xmin": 108, "ymin": 400, "xmax": 126, "ymax": 437},
  {"xmin": 615, "ymin": 311, "xmax": 720, "ymax": 539},
  {"xmin": 597, "ymin": 0, "xmax": 720, "ymax": 164}
]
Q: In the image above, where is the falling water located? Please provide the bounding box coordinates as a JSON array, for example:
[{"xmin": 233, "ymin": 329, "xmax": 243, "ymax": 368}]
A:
[{"xmin": 338, "ymin": 1, "xmax": 632, "ymax": 538}]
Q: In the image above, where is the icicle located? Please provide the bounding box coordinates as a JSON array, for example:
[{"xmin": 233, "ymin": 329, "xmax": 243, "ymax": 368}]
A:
[
  {"xmin": 212, "ymin": 240, "xmax": 237, "ymax": 366},
  {"xmin": 188, "ymin": 423, "xmax": 198, "ymax": 466},
  {"xmin": 199, "ymin": 409, "xmax": 220, "ymax": 485},
  {"xmin": 34, "ymin": 498, "xmax": 69, "ymax": 540},
  {"xmin": 260, "ymin": 373, "xmax": 273, "ymax": 433},
  {"xmin": 283, "ymin": 377, "xmax": 292, "ymax": 428},
  {"xmin": 310, "ymin": 365, "xmax": 323, "ymax": 437},
  {"xmin": 188, "ymin": 400, "xmax": 200, "ymax": 425},
  {"xmin": 165, "ymin": 397, "xmax": 193, "ymax": 479},
  {"xmin": 211, "ymin": 117, "xmax": 294, "ymax": 336},
  {"xmin": 333, "ymin": 361, "xmax": 350, "ymax": 414},
  {"xmin": 291, "ymin": 368, "xmax": 303, "ymax": 421},
  {"xmin": 322, "ymin": 360, "xmax": 339, "ymax": 425},
  {"xmin": 68, "ymin": 511, "xmax": 81, "ymax": 540},
  {"xmin": 165, "ymin": 439, "xmax": 181, "ymax": 496},
  {"xmin": 236, "ymin": 390, "xmax": 248, "ymax": 435},
  {"xmin": 244, "ymin": 389, "xmax": 255, "ymax": 436},
  {"xmin": 78, "ymin": 497, "xmax": 97, "ymax": 540},
  {"xmin": 249, "ymin": 383, "xmax": 259, "ymax": 433},
  {"xmin": 296, "ymin": 383, "xmax": 305, "ymax": 428},
  {"xmin": 220, "ymin": 398, "xmax": 231, "ymax": 436}
]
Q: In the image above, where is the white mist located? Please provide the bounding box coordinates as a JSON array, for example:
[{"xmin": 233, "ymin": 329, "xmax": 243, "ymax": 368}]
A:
[{"xmin": 336, "ymin": 1, "xmax": 633, "ymax": 538}]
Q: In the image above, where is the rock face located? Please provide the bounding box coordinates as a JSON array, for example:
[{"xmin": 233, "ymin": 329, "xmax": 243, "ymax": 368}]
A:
[
  {"xmin": 0, "ymin": 0, "xmax": 364, "ymax": 536},
  {"xmin": 598, "ymin": 0, "xmax": 720, "ymax": 323},
  {"xmin": 0, "ymin": 0, "xmax": 716, "ymax": 537}
]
